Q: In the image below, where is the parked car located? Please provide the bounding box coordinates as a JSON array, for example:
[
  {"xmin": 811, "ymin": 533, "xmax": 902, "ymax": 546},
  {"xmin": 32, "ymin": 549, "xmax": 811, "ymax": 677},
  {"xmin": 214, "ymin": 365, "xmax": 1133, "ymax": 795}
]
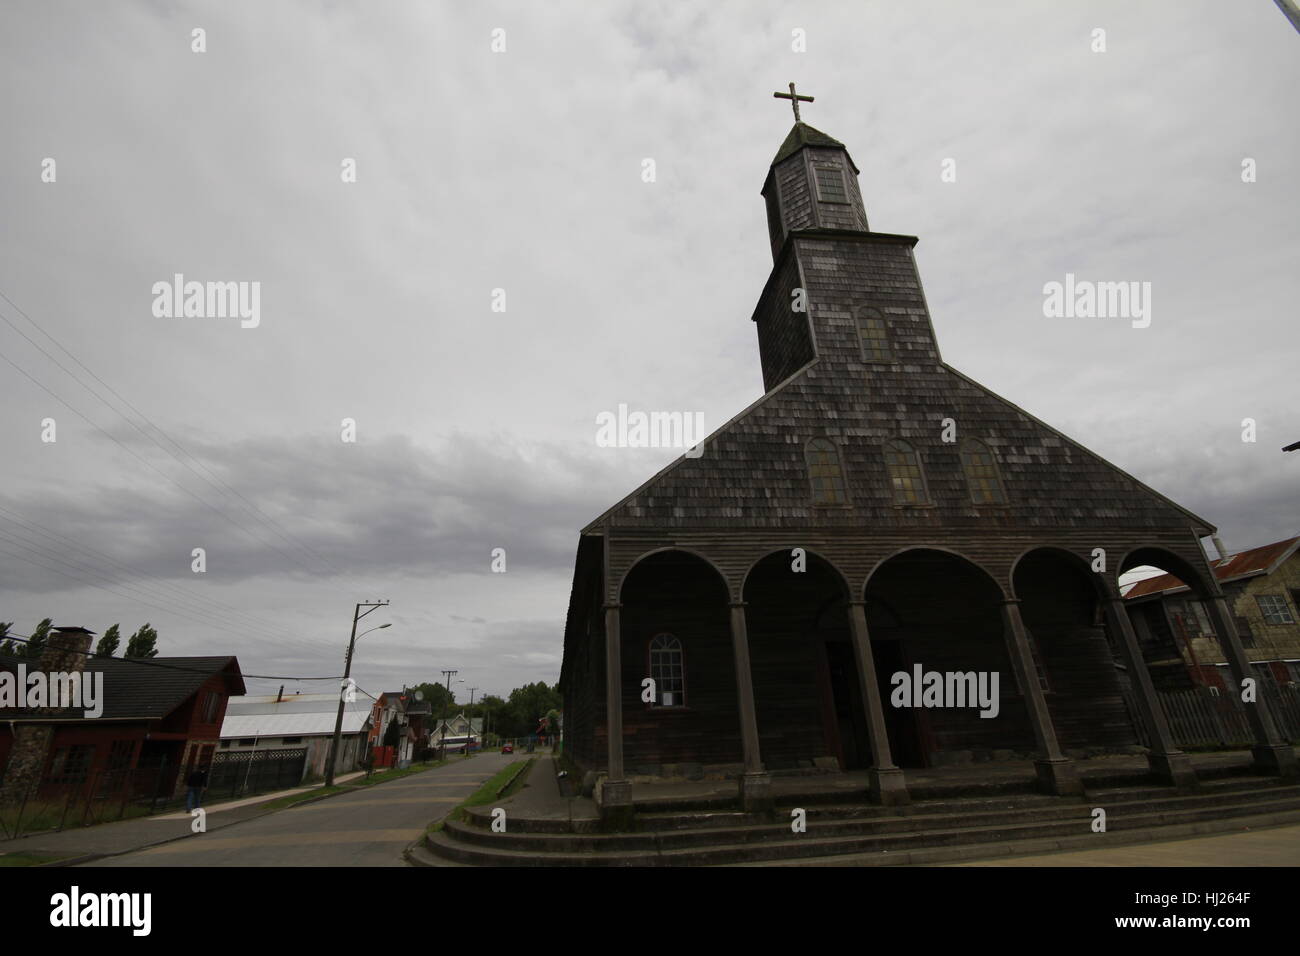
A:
[{"xmin": 501, "ymin": 742, "xmax": 514, "ymax": 754}]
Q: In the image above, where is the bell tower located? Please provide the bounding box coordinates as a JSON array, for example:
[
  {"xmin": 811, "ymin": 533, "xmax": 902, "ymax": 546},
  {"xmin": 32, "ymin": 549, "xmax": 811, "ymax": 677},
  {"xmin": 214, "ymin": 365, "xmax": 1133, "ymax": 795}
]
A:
[{"xmin": 761, "ymin": 84, "xmax": 870, "ymax": 261}]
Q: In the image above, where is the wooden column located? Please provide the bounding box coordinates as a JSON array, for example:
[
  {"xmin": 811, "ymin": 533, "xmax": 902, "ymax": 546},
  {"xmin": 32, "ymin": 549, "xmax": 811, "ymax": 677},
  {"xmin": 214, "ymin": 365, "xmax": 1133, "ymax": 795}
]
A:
[
  {"xmin": 847, "ymin": 600, "xmax": 908, "ymax": 804},
  {"xmin": 1203, "ymin": 592, "xmax": 1297, "ymax": 777},
  {"xmin": 1000, "ymin": 599, "xmax": 1080, "ymax": 795},
  {"xmin": 729, "ymin": 601, "xmax": 772, "ymax": 811},
  {"xmin": 1104, "ymin": 597, "xmax": 1197, "ymax": 788},
  {"xmin": 601, "ymin": 602, "xmax": 632, "ymax": 810}
]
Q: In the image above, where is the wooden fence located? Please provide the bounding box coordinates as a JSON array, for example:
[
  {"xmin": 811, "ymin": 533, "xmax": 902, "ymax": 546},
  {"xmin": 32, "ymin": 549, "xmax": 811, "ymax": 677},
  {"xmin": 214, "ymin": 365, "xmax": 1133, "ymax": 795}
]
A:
[{"xmin": 1122, "ymin": 681, "xmax": 1300, "ymax": 749}]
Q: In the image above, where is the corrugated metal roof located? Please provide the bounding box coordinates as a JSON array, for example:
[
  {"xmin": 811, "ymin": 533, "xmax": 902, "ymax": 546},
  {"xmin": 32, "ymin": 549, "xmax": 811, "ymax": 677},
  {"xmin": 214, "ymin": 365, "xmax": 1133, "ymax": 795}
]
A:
[
  {"xmin": 220, "ymin": 692, "xmax": 372, "ymax": 738},
  {"xmin": 224, "ymin": 693, "xmax": 367, "ymax": 716},
  {"xmin": 221, "ymin": 708, "xmax": 370, "ymax": 738},
  {"xmin": 1124, "ymin": 535, "xmax": 1300, "ymax": 599}
]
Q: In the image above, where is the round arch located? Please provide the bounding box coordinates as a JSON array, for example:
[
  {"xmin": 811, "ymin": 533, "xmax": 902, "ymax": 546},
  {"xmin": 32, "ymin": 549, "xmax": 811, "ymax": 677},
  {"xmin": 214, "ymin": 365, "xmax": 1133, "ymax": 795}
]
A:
[
  {"xmin": 617, "ymin": 547, "xmax": 732, "ymax": 604},
  {"xmin": 1009, "ymin": 546, "xmax": 1111, "ymax": 602},
  {"xmin": 1115, "ymin": 546, "xmax": 1215, "ymax": 599},
  {"xmin": 864, "ymin": 545, "xmax": 1007, "ymax": 601},
  {"xmin": 740, "ymin": 547, "xmax": 851, "ymax": 601}
]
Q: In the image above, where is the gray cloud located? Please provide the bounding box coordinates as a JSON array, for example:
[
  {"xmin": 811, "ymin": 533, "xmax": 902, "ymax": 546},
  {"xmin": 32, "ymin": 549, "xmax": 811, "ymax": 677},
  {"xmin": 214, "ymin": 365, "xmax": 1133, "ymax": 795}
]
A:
[{"xmin": 1, "ymin": 1, "xmax": 1296, "ymax": 697}]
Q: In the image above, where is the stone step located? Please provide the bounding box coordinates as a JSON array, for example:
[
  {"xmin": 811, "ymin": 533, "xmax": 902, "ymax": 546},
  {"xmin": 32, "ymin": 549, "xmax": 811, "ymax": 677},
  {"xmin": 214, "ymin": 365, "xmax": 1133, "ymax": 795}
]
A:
[
  {"xmin": 631, "ymin": 779, "xmax": 1300, "ymax": 831},
  {"xmin": 733, "ymin": 808, "xmax": 1300, "ymax": 867},
  {"xmin": 426, "ymin": 792, "xmax": 1300, "ymax": 866},
  {"xmin": 1086, "ymin": 775, "xmax": 1293, "ymax": 803}
]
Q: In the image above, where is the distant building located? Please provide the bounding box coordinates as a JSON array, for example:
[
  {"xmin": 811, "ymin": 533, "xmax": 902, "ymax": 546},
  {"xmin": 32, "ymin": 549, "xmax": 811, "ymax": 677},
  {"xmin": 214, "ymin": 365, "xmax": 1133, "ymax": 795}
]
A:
[
  {"xmin": 432, "ymin": 713, "xmax": 482, "ymax": 747},
  {"xmin": 219, "ymin": 691, "xmax": 374, "ymax": 780}
]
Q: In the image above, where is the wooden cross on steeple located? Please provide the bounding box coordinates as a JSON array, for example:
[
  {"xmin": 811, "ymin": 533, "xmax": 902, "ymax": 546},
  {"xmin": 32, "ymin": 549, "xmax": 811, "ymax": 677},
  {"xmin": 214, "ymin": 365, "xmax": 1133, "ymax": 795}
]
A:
[{"xmin": 773, "ymin": 82, "xmax": 814, "ymax": 122}]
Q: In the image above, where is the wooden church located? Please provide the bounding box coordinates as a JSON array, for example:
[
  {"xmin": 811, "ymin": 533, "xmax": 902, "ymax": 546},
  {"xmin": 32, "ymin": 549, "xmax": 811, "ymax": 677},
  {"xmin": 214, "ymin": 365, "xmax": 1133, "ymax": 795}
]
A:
[{"xmin": 559, "ymin": 90, "xmax": 1294, "ymax": 815}]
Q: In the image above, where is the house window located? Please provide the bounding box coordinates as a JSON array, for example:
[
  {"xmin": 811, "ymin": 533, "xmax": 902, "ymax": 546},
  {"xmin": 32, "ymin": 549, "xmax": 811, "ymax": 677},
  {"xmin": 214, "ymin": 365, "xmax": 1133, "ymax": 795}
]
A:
[
  {"xmin": 857, "ymin": 308, "xmax": 890, "ymax": 362},
  {"xmin": 238, "ymin": 738, "xmax": 255, "ymax": 746},
  {"xmin": 960, "ymin": 439, "xmax": 1006, "ymax": 504},
  {"xmin": 47, "ymin": 745, "xmax": 95, "ymax": 785},
  {"xmin": 281, "ymin": 736, "xmax": 303, "ymax": 745},
  {"xmin": 1167, "ymin": 599, "xmax": 1214, "ymax": 639},
  {"xmin": 806, "ymin": 438, "xmax": 848, "ymax": 505},
  {"xmin": 200, "ymin": 692, "xmax": 222, "ymax": 724},
  {"xmin": 107, "ymin": 740, "xmax": 135, "ymax": 772},
  {"xmin": 814, "ymin": 165, "xmax": 849, "ymax": 204},
  {"xmin": 1256, "ymin": 594, "xmax": 1296, "ymax": 625},
  {"xmin": 884, "ymin": 440, "xmax": 926, "ymax": 505},
  {"xmin": 649, "ymin": 634, "xmax": 685, "ymax": 708}
]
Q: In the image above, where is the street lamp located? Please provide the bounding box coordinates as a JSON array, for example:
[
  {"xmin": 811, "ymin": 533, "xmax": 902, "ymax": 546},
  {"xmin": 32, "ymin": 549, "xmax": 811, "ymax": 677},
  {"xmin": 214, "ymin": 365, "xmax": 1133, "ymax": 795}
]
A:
[{"xmin": 325, "ymin": 601, "xmax": 390, "ymax": 787}]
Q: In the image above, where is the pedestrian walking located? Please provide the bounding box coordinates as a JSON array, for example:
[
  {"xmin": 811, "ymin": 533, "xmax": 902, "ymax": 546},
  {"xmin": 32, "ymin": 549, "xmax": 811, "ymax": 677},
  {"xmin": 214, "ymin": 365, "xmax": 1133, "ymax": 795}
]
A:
[{"xmin": 185, "ymin": 765, "xmax": 209, "ymax": 812}]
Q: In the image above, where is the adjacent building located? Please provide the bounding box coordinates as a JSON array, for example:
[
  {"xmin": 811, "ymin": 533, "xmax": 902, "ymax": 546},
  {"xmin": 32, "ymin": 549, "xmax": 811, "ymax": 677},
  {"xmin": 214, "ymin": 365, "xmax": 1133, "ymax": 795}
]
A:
[
  {"xmin": 1124, "ymin": 535, "xmax": 1300, "ymax": 690},
  {"xmin": 219, "ymin": 690, "xmax": 374, "ymax": 780},
  {"xmin": 0, "ymin": 626, "xmax": 244, "ymax": 803}
]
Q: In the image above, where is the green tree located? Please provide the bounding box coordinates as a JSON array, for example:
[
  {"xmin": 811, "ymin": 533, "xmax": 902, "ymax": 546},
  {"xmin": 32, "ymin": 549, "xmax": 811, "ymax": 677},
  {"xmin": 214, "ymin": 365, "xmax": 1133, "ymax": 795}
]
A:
[
  {"xmin": 0, "ymin": 621, "xmax": 14, "ymax": 656},
  {"xmin": 124, "ymin": 623, "xmax": 159, "ymax": 659},
  {"xmin": 410, "ymin": 681, "xmax": 456, "ymax": 716},
  {"xmin": 500, "ymin": 682, "xmax": 562, "ymax": 738},
  {"xmin": 23, "ymin": 618, "xmax": 53, "ymax": 660},
  {"xmin": 95, "ymin": 624, "xmax": 121, "ymax": 658}
]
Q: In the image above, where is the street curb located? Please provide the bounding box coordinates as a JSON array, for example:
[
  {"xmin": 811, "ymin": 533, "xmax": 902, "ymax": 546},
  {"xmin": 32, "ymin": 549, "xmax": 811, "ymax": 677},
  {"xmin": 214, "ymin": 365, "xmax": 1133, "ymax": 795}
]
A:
[{"xmin": 496, "ymin": 758, "xmax": 535, "ymax": 799}]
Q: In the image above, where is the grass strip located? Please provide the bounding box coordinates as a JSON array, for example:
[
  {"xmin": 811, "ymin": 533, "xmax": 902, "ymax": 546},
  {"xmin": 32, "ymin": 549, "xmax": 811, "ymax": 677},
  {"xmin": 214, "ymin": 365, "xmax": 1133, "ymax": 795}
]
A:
[
  {"xmin": 0, "ymin": 851, "xmax": 69, "ymax": 867},
  {"xmin": 426, "ymin": 758, "xmax": 533, "ymax": 834}
]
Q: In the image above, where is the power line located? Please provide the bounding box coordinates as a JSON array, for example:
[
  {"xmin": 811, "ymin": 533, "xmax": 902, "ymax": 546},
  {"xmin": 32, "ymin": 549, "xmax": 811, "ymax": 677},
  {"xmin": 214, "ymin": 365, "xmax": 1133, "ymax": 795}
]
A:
[
  {"xmin": 0, "ymin": 342, "xmax": 349, "ymax": 591},
  {"xmin": 0, "ymin": 288, "xmax": 345, "ymax": 579},
  {"xmin": 0, "ymin": 502, "xmax": 331, "ymax": 650},
  {"xmin": 0, "ymin": 631, "xmax": 343, "ymax": 681},
  {"xmin": 0, "ymin": 539, "xmax": 332, "ymax": 658}
]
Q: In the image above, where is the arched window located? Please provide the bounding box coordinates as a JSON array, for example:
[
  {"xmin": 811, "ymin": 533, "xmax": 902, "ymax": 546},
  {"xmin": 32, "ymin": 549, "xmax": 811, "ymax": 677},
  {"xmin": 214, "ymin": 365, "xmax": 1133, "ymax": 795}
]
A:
[
  {"xmin": 960, "ymin": 438, "xmax": 1006, "ymax": 504},
  {"xmin": 857, "ymin": 308, "xmax": 890, "ymax": 362},
  {"xmin": 806, "ymin": 438, "xmax": 848, "ymax": 505},
  {"xmin": 884, "ymin": 440, "xmax": 926, "ymax": 505},
  {"xmin": 649, "ymin": 634, "xmax": 685, "ymax": 708}
]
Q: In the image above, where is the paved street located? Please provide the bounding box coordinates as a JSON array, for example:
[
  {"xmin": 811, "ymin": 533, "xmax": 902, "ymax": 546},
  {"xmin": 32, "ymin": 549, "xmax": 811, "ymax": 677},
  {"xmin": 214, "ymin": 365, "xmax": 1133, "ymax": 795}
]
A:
[
  {"xmin": 83, "ymin": 752, "xmax": 515, "ymax": 867},
  {"xmin": 952, "ymin": 823, "xmax": 1300, "ymax": 867}
]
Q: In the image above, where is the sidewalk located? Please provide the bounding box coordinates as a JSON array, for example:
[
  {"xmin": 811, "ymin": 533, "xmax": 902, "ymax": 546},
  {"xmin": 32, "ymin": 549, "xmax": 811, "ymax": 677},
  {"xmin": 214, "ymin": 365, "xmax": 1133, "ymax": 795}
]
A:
[{"xmin": 0, "ymin": 771, "xmax": 367, "ymax": 864}]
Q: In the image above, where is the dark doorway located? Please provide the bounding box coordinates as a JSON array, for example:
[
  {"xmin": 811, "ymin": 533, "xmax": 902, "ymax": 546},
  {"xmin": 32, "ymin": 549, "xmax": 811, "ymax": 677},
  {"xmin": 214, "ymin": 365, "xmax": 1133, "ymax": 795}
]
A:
[
  {"xmin": 872, "ymin": 639, "xmax": 927, "ymax": 768},
  {"xmin": 823, "ymin": 640, "xmax": 871, "ymax": 769}
]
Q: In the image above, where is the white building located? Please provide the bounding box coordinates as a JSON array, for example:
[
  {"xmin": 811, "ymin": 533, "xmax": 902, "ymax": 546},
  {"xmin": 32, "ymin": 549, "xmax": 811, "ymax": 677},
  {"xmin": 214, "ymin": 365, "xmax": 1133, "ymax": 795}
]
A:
[{"xmin": 220, "ymin": 691, "xmax": 374, "ymax": 781}]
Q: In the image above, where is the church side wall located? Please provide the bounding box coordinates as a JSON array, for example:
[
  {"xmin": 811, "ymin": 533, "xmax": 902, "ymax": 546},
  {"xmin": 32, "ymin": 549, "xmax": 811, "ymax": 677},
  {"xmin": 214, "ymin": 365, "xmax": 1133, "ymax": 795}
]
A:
[{"xmin": 753, "ymin": 249, "xmax": 814, "ymax": 391}]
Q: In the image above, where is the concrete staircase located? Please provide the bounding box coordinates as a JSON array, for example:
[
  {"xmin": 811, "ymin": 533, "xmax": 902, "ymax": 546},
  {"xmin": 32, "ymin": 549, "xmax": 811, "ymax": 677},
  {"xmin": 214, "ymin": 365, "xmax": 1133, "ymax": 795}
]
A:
[{"xmin": 410, "ymin": 768, "xmax": 1300, "ymax": 866}]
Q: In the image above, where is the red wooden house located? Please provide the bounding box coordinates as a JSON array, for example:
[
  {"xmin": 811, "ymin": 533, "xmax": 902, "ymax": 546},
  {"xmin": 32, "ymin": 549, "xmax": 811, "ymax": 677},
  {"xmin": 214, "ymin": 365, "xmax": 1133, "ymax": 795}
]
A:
[{"xmin": 0, "ymin": 627, "xmax": 245, "ymax": 803}]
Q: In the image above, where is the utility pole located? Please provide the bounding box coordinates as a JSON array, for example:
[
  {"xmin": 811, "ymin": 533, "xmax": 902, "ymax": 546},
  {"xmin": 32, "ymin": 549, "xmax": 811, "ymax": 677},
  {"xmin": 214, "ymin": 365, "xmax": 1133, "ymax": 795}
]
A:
[
  {"xmin": 325, "ymin": 600, "xmax": 389, "ymax": 787},
  {"xmin": 465, "ymin": 687, "xmax": 478, "ymax": 756},
  {"xmin": 439, "ymin": 669, "xmax": 457, "ymax": 761}
]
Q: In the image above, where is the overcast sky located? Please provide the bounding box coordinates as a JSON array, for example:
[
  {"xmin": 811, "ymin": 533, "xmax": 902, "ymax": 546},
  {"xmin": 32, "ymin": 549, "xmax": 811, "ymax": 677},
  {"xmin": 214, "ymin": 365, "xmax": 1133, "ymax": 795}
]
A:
[{"xmin": 1, "ymin": 1, "xmax": 1297, "ymax": 702}]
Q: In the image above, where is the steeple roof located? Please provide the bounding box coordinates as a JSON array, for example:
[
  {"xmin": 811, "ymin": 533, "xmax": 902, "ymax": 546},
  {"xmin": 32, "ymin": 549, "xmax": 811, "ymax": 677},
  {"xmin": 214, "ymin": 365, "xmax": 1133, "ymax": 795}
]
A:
[{"xmin": 772, "ymin": 122, "xmax": 855, "ymax": 169}]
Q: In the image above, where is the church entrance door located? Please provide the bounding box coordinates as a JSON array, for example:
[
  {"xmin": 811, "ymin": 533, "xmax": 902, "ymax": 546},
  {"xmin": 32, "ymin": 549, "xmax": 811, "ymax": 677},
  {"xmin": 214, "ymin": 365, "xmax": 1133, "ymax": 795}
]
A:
[{"xmin": 822, "ymin": 639, "xmax": 871, "ymax": 769}]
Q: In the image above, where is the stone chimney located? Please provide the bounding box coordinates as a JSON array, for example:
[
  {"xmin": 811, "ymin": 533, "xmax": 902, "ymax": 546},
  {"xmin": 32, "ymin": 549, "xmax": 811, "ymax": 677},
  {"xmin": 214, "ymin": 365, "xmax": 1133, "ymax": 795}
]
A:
[
  {"xmin": 40, "ymin": 626, "xmax": 94, "ymax": 676},
  {"xmin": 0, "ymin": 626, "xmax": 94, "ymax": 803}
]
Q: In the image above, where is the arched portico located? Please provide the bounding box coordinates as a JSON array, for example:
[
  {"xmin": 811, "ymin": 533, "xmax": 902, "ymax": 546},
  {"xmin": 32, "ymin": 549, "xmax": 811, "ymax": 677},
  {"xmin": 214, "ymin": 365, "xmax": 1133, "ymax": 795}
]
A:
[
  {"xmin": 1012, "ymin": 546, "xmax": 1196, "ymax": 788},
  {"xmin": 604, "ymin": 548, "xmax": 774, "ymax": 811},
  {"xmin": 1118, "ymin": 546, "xmax": 1296, "ymax": 779},
  {"xmin": 864, "ymin": 547, "xmax": 1081, "ymax": 796}
]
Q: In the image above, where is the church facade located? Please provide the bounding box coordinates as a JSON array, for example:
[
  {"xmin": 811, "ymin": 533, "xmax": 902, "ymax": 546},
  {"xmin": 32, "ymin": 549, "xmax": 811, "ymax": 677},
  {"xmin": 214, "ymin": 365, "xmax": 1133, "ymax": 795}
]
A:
[{"xmin": 558, "ymin": 111, "xmax": 1295, "ymax": 814}]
